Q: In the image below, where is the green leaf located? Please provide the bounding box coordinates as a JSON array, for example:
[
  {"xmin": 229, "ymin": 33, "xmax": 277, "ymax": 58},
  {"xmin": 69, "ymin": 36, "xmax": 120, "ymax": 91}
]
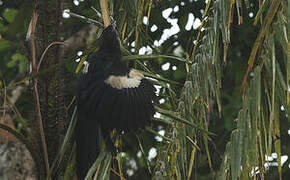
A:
[
  {"xmin": 0, "ymin": 23, "xmax": 7, "ymax": 33},
  {"xmin": 3, "ymin": 9, "xmax": 18, "ymax": 23},
  {"xmin": 0, "ymin": 39, "xmax": 11, "ymax": 51},
  {"xmin": 7, "ymin": 53, "xmax": 29, "ymax": 73},
  {"xmin": 173, "ymin": 68, "xmax": 186, "ymax": 80}
]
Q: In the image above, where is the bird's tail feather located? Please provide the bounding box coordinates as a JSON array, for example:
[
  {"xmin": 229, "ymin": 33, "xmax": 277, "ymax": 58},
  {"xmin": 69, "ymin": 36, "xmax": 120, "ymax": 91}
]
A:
[{"xmin": 76, "ymin": 110, "xmax": 99, "ymax": 179}]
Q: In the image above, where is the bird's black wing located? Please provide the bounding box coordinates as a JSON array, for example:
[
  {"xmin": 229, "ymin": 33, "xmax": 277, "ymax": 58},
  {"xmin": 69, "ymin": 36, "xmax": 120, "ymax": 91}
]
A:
[
  {"xmin": 75, "ymin": 25, "xmax": 156, "ymax": 179},
  {"xmin": 76, "ymin": 48, "xmax": 117, "ymax": 178},
  {"xmin": 76, "ymin": 66, "xmax": 156, "ymax": 179},
  {"xmin": 99, "ymin": 68, "xmax": 156, "ymax": 131}
]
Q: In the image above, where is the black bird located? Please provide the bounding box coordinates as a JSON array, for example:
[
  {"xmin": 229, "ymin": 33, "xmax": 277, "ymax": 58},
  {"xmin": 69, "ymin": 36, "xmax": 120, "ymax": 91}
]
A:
[{"xmin": 75, "ymin": 25, "xmax": 156, "ymax": 179}]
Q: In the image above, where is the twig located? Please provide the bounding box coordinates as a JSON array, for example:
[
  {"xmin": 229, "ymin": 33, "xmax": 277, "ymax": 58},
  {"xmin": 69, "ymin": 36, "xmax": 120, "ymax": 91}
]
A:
[
  {"xmin": 100, "ymin": 0, "xmax": 111, "ymax": 27},
  {"xmin": 185, "ymin": 136, "xmax": 201, "ymax": 151},
  {"xmin": 91, "ymin": 6, "xmax": 102, "ymax": 18},
  {"xmin": 37, "ymin": 42, "xmax": 67, "ymax": 72},
  {"xmin": 123, "ymin": 54, "xmax": 186, "ymax": 62},
  {"xmin": 259, "ymin": 0, "xmax": 263, "ymax": 25},
  {"xmin": 27, "ymin": 10, "xmax": 50, "ymax": 176},
  {"xmin": 110, "ymin": 168, "xmax": 126, "ymax": 180},
  {"xmin": 93, "ymin": 164, "xmax": 101, "ymax": 180},
  {"xmin": 33, "ymin": 44, "xmax": 50, "ymax": 176},
  {"xmin": 117, "ymin": 150, "xmax": 124, "ymax": 180},
  {"xmin": 67, "ymin": 12, "xmax": 104, "ymax": 28}
]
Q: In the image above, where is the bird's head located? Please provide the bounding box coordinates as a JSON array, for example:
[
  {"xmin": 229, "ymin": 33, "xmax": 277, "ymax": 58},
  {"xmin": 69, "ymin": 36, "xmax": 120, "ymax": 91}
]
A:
[{"xmin": 99, "ymin": 25, "xmax": 120, "ymax": 53}]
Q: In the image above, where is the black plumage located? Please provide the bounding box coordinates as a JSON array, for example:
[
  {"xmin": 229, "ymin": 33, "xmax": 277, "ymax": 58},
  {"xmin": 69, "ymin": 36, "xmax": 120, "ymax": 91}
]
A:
[{"xmin": 76, "ymin": 25, "xmax": 156, "ymax": 179}]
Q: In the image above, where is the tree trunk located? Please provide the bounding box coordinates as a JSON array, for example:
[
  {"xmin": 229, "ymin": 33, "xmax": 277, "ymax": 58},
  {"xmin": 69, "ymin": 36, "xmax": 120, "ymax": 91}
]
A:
[{"xmin": 34, "ymin": 0, "xmax": 66, "ymax": 178}]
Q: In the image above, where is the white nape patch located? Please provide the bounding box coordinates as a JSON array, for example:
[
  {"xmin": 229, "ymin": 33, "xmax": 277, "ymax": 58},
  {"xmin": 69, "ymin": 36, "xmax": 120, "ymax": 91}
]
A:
[
  {"xmin": 105, "ymin": 69, "xmax": 144, "ymax": 89},
  {"xmin": 82, "ymin": 61, "xmax": 89, "ymax": 74}
]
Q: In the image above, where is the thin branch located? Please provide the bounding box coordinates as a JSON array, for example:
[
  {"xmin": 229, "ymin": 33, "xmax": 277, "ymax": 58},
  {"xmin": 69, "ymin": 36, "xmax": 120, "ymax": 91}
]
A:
[
  {"xmin": 110, "ymin": 168, "xmax": 126, "ymax": 180},
  {"xmin": 123, "ymin": 54, "xmax": 186, "ymax": 62},
  {"xmin": 33, "ymin": 59, "xmax": 50, "ymax": 178},
  {"xmin": 91, "ymin": 6, "xmax": 102, "ymax": 18},
  {"xmin": 259, "ymin": 0, "xmax": 263, "ymax": 25},
  {"xmin": 186, "ymin": 136, "xmax": 201, "ymax": 151},
  {"xmin": 100, "ymin": 0, "xmax": 111, "ymax": 27},
  {"xmin": 26, "ymin": 10, "xmax": 50, "ymax": 176},
  {"xmin": 93, "ymin": 164, "xmax": 101, "ymax": 180},
  {"xmin": 67, "ymin": 12, "xmax": 104, "ymax": 28},
  {"xmin": 37, "ymin": 42, "xmax": 67, "ymax": 72}
]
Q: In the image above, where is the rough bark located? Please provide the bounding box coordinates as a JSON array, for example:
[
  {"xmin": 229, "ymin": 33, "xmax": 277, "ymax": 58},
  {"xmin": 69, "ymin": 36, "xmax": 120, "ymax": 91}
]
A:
[
  {"xmin": 34, "ymin": 0, "xmax": 66, "ymax": 178},
  {"xmin": 33, "ymin": 0, "xmax": 99, "ymax": 178},
  {"xmin": 0, "ymin": 114, "xmax": 37, "ymax": 180},
  {"xmin": 0, "ymin": 141, "xmax": 37, "ymax": 180}
]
